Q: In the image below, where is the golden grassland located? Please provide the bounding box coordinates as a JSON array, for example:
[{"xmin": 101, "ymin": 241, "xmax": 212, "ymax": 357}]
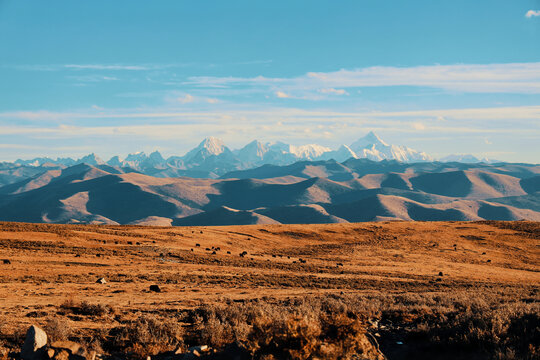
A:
[{"xmin": 0, "ymin": 221, "xmax": 538, "ymax": 359}]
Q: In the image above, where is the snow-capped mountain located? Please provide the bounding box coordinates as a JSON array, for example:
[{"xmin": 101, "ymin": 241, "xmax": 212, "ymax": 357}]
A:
[
  {"xmin": 9, "ymin": 132, "xmax": 473, "ymax": 178},
  {"xmin": 439, "ymin": 154, "xmax": 500, "ymax": 164},
  {"xmin": 350, "ymin": 131, "xmax": 433, "ymax": 162},
  {"xmin": 318, "ymin": 145, "xmax": 358, "ymax": 162},
  {"xmin": 183, "ymin": 137, "xmax": 230, "ymax": 163},
  {"xmin": 235, "ymin": 140, "xmax": 269, "ymax": 163}
]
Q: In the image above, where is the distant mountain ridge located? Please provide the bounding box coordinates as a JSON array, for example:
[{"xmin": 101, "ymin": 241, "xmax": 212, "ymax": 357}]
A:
[
  {"xmin": 13, "ymin": 132, "xmax": 502, "ymax": 179},
  {"xmin": 0, "ymin": 159, "xmax": 538, "ymax": 225}
]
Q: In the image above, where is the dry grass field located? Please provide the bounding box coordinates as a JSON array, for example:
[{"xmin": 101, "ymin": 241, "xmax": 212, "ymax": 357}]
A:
[{"xmin": 0, "ymin": 221, "xmax": 538, "ymax": 359}]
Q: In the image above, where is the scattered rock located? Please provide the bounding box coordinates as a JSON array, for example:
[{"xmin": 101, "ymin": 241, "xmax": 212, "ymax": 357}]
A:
[
  {"xmin": 21, "ymin": 325, "xmax": 47, "ymax": 360},
  {"xmin": 149, "ymin": 285, "xmax": 161, "ymax": 292},
  {"xmin": 438, "ymin": 271, "xmax": 443, "ymax": 276},
  {"xmin": 96, "ymin": 278, "xmax": 107, "ymax": 284},
  {"xmin": 50, "ymin": 341, "xmax": 86, "ymax": 357},
  {"xmin": 2, "ymin": 259, "xmax": 11, "ymax": 264},
  {"xmin": 188, "ymin": 345, "xmax": 208, "ymax": 353}
]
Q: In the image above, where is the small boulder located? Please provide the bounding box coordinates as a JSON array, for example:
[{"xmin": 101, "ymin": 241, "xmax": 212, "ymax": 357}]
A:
[
  {"xmin": 21, "ymin": 325, "xmax": 47, "ymax": 360},
  {"xmin": 2, "ymin": 259, "xmax": 11, "ymax": 264},
  {"xmin": 50, "ymin": 341, "xmax": 86, "ymax": 356},
  {"xmin": 149, "ymin": 285, "xmax": 161, "ymax": 293},
  {"xmin": 438, "ymin": 271, "xmax": 443, "ymax": 276},
  {"xmin": 96, "ymin": 278, "xmax": 107, "ymax": 284},
  {"xmin": 188, "ymin": 345, "xmax": 208, "ymax": 353}
]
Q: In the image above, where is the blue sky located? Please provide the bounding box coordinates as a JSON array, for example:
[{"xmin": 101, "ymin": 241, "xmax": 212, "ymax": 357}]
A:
[{"xmin": 1, "ymin": 0, "xmax": 539, "ymax": 162}]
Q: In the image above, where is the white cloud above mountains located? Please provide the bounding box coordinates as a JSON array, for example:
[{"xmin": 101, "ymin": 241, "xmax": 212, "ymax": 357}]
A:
[
  {"xmin": 187, "ymin": 62, "xmax": 540, "ymax": 95},
  {"xmin": 318, "ymin": 88, "xmax": 349, "ymax": 95}
]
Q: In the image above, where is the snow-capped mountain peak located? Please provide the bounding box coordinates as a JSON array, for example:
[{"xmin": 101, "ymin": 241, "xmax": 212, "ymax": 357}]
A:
[
  {"xmin": 349, "ymin": 132, "xmax": 432, "ymax": 162},
  {"xmin": 350, "ymin": 131, "xmax": 388, "ymax": 151},
  {"xmin": 182, "ymin": 137, "xmax": 230, "ymax": 163},
  {"xmin": 289, "ymin": 144, "xmax": 332, "ymax": 159},
  {"xmin": 236, "ymin": 140, "xmax": 269, "ymax": 162}
]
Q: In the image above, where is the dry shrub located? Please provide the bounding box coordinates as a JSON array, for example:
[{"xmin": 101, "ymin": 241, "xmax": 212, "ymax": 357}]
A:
[
  {"xmin": 112, "ymin": 315, "xmax": 183, "ymax": 359},
  {"xmin": 45, "ymin": 318, "xmax": 72, "ymax": 342},
  {"xmin": 409, "ymin": 300, "xmax": 540, "ymax": 358},
  {"xmin": 192, "ymin": 298, "xmax": 383, "ymax": 360},
  {"xmin": 60, "ymin": 299, "xmax": 114, "ymax": 317}
]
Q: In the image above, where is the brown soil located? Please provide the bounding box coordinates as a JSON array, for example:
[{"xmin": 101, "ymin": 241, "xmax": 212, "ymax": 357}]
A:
[{"xmin": 0, "ymin": 221, "xmax": 538, "ymax": 359}]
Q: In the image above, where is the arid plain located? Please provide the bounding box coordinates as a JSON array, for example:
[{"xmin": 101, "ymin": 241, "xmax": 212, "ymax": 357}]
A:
[{"xmin": 0, "ymin": 221, "xmax": 538, "ymax": 359}]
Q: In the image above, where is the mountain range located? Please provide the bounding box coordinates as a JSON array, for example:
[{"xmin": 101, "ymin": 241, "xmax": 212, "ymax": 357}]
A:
[
  {"xmin": 0, "ymin": 157, "xmax": 538, "ymax": 225},
  {"xmin": 9, "ymin": 132, "xmax": 456, "ymax": 179}
]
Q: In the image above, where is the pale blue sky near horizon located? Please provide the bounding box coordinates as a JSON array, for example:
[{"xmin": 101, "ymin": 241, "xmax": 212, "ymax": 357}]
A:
[{"xmin": 0, "ymin": 0, "xmax": 539, "ymax": 162}]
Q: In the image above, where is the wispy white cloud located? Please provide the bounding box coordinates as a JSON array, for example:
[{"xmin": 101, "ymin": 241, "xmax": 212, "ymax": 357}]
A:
[
  {"xmin": 525, "ymin": 10, "xmax": 540, "ymax": 18},
  {"xmin": 177, "ymin": 94, "xmax": 195, "ymax": 104},
  {"xmin": 67, "ymin": 75, "xmax": 119, "ymax": 82},
  {"xmin": 275, "ymin": 91, "xmax": 291, "ymax": 98},
  {"xmin": 64, "ymin": 64, "xmax": 152, "ymax": 71},
  {"xmin": 2, "ymin": 105, "xmax": 540, "ymax": 123},
  {"xmin": 176, "ymin": 93, "xmax": 220, "ymax": 104},
  {"xmin": 318, "ymin": 88, "xmax": 348, "ymax": 95},
  {"xmin": 186, "ymin": 62, "xmax": 540, "ymax": 94}
]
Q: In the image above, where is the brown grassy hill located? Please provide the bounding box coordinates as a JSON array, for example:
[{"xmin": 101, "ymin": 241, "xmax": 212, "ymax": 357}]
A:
[{"xmin": 0, "ymin": 164, "xmax": 538, "ymax": 225}]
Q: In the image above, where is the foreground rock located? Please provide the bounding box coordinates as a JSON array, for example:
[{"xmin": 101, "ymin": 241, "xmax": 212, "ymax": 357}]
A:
[
  {"xmin": 48, "ymin": 341, "xmax": 88, "ymax": 360},
  {"xmin": 21, "ymin": 326, "xmax": 47, "ymax": 360},
  {"xmin": 20, "ymin": 326, "xmax": 94, "ymax": 360}
]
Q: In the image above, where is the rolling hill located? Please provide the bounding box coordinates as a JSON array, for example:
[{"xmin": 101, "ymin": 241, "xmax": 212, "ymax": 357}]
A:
[{"xmin": 0, "ymin": 159, "xmax": 538, "ymax": 225}]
